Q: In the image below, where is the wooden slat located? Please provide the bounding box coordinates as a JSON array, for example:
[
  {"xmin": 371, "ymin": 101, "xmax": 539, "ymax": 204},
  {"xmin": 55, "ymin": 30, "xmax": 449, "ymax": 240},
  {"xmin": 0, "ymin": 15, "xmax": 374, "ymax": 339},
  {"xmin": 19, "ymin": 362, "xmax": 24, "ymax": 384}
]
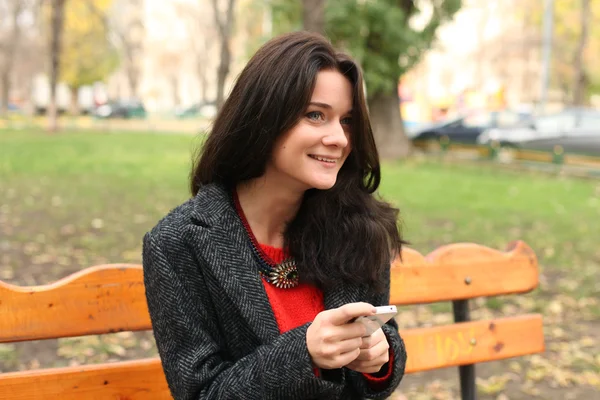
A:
[
  {"xmin": 390, "ymin": 241, "xmax": 538, "ymax": 305},
  {"xmin": 0, "ymin": 315, "xmax": 544, "ymax": 399},
  {"xmin": 402, "ymin": 314, "xmax": 544, "ymax": 373},
  {"xmin": 0, "ymin": 264, "xmax": 151, "ymax": 343},
  {"xmin": 0, "ymin": 242, "xmax": 539, "ymax": 342},
  {"xmin": 0, "ymin": 358, "xmax": 171, "ymax": 400}
]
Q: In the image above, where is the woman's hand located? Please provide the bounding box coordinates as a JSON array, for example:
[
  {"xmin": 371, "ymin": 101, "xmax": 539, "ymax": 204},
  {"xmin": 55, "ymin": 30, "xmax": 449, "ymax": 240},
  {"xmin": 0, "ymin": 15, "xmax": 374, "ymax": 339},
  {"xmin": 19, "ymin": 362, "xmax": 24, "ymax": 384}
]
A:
[
  {"xmin": 306, "ymin": 302, "xmax": 375, "ymax": 370},
  {"xmin": 344, "ymin": 327, "xmax": 390, "ymax": 374}
]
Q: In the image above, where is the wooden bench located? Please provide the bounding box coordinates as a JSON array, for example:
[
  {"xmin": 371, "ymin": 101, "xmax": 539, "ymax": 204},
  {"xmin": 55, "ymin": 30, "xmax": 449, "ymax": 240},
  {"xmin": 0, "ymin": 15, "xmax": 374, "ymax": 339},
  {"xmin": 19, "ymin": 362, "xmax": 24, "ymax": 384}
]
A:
[{"xmin": 0, "ymin": 241, "xmax": 545, "ymax": 399}]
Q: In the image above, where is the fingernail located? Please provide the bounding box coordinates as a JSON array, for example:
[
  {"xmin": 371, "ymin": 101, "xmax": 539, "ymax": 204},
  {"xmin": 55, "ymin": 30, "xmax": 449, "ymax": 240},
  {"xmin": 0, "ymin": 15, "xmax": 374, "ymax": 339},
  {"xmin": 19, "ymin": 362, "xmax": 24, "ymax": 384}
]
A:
[{"xmin": 372, "ymin": 307, "xmax": 377, "ymax": 314}]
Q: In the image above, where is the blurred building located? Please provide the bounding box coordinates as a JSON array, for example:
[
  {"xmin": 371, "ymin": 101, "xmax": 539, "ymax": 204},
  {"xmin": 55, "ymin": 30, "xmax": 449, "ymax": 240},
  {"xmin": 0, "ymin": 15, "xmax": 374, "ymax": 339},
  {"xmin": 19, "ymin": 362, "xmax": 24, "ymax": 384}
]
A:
[
  {"xmin": 401, "ymin": 0, "xmax": 558, "ymax": 123},
  {"xmin": 104, "ymin": 0, "xmax": 269, "ymax": 114}
]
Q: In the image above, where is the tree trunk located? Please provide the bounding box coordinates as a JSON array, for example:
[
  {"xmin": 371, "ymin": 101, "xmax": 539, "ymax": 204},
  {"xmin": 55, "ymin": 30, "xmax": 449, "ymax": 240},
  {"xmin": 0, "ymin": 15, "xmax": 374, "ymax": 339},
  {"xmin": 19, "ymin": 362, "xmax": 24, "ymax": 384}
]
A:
[
  {"xmin": 0, "ymin": 1, "xmax": 25, "ymax": 117},
  {"xmin": 519, "ymin": 5, "xmax": 532, "ymax": 104},
  {"xmin": 69, "ymin": 86, "xmax": 79, "ymax": 115},
  {"xmin": 126, "ymin": 62, "xmax": 139, "ymax": 98},
  {"xmin": 302, "ymin": 0, "xmax": 325, "ymax": 34},
  {"xmin": 367, "ymin": 92, "xmax": 412, "ymax": 159},
  {"xmin": 115, "ymin": 11, "xmax": 143, "ymax": 99},
  {"xmin": 211, "ymin": 0, "xmax": 236, "ymax": 110},
  {"xmin": 171, "ymin": 75, "xmax": 180, "ymax": 107},
  {"xmin": 0, "ymin": 70, "xmax": 9, "ymax": 117},
  {"xmin": 48, "ymin": 0, "xmax": 66, "ymax": 133},
  {"xmin": 572, "ymin": 0, "xmax": 590, "ymax": 106},
  {"xmin": 198, "ymin": 61, "xmax": 208, "ymax": 103},
  {"xmin": 124, "ymin": 39, "xmax": 142, "ymax": 98},
  {"xmin": 216, "ymin": 41, "xmax": 230, "ymax": 109}
]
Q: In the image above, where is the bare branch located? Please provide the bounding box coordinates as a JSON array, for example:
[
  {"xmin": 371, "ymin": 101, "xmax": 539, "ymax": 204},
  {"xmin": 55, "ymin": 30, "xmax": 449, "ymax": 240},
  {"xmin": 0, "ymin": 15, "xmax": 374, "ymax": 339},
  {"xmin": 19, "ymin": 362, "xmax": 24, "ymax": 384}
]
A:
[{"xmin": 211, "ymin": 0, "xmax": 224, "ymax": 36}]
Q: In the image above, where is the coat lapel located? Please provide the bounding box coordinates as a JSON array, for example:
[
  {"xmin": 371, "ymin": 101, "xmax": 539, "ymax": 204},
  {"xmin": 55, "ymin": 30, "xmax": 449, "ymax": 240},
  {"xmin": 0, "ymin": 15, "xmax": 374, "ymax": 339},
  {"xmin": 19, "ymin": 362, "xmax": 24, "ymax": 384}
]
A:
[{"xmin": 190, "ymin": 184, "xmax": 280, "ymax": 344}]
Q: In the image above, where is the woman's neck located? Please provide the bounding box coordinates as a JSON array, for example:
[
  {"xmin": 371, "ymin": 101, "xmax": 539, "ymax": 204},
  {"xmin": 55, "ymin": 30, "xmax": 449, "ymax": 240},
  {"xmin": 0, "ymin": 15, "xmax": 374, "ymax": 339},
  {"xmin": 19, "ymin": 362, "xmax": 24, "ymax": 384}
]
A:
[{"xmin": 236, "ymin": 178, "xmax": 304, "ymax": 248}]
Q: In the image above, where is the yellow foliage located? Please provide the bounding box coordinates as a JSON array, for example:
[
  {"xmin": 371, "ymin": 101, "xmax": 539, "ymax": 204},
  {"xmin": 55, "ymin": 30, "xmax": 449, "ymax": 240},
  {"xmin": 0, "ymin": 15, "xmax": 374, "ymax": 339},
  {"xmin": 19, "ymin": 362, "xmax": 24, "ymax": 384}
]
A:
[
  {"xmin": 60, "ymin": 0, "xmax": 118, "ymax": 88},
  {"xmin": 521, "ymin": 0, "xmax": 600, "ymax": 94},
  {"xmin": 552, "ymin": 0, "xmax": 600, "ymax": 92}
]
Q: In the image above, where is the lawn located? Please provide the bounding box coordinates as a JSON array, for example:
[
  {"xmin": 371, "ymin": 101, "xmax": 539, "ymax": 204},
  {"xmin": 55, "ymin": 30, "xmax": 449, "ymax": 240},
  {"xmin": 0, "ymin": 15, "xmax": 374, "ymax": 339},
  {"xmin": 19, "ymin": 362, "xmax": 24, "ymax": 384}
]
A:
[{"xmin": 1, "ymin": 129, "xmax": 599, "ymax": 399}]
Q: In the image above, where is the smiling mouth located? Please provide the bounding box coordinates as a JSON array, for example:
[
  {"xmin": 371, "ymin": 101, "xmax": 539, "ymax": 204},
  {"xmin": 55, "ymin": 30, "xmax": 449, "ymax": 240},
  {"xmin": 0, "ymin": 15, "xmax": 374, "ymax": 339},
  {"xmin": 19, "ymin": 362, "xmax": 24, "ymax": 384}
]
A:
[{"xmin": 308, "ymin": 155, "xmax": 338, "ymax": 163}]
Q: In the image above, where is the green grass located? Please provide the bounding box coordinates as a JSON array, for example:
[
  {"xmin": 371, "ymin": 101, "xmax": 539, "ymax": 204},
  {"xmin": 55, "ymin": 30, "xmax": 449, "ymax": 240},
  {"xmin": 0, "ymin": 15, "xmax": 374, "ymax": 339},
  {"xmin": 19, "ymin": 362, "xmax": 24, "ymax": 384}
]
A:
[
  {"xmin": 381, "ymin": 158, "xmax": 599, "ymax": 268},
  {"xmin": 1, "ymin": 129, "xmax": 598, "ymax": 285}
]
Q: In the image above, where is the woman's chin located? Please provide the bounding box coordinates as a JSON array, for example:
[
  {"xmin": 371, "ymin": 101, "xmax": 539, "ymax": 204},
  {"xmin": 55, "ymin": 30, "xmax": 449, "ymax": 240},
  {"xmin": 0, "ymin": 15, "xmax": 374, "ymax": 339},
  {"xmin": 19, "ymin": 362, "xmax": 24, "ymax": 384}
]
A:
[{"xmin": 308, "ymin": 177, "xmax": 338, "ymax": 191}]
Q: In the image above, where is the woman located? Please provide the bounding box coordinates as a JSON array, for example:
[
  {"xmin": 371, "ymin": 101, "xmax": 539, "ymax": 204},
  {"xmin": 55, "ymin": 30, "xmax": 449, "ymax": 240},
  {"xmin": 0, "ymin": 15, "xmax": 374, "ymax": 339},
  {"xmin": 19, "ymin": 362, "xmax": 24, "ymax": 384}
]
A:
[{"xmin": 143, "ymin": 31, "xmax": 407, "ymax": 400}]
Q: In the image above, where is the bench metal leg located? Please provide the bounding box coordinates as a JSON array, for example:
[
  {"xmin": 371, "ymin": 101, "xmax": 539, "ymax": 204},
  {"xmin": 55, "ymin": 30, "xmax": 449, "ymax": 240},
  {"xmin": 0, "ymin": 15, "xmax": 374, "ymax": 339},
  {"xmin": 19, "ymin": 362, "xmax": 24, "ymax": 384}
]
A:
[{"xmin": 452, "ymin": 299, "xmax": 476, "ymax": 400}]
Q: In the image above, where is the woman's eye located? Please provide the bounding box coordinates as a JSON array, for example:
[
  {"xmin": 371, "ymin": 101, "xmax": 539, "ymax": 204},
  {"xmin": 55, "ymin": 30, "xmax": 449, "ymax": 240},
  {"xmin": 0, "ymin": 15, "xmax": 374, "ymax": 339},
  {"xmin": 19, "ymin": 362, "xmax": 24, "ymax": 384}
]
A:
[
  {"xmin": 306, "ymin": 111, "xmax": 324, "ymax": 121},
  {"xmin": 341, "ymin": 117, "xmax": 353, "ymax": 125}
]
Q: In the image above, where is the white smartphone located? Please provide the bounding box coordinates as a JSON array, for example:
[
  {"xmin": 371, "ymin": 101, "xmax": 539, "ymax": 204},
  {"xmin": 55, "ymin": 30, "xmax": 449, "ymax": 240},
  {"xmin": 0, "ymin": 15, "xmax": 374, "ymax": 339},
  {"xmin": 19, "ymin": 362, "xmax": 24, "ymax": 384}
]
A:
[{"xmin": 354, "ymin": 305, "xmax": 398, "ymax": 336}]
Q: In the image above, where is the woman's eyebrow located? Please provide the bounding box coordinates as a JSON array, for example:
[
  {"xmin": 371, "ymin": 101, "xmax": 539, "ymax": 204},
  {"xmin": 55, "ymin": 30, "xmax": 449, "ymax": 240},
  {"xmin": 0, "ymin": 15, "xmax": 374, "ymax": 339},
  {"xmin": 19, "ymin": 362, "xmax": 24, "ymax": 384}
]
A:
[{"xmin": 308, "ymin": 102, "xmax": 353, "ymax": 114}]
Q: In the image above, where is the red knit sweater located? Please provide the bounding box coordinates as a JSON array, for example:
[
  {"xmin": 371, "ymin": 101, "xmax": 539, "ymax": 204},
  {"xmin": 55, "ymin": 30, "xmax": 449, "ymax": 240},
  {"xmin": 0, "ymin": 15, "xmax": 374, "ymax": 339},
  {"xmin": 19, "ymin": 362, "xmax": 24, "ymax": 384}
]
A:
[{"xmin": 259, "ymin": 243, "xmax": 392, "ymax": 386}]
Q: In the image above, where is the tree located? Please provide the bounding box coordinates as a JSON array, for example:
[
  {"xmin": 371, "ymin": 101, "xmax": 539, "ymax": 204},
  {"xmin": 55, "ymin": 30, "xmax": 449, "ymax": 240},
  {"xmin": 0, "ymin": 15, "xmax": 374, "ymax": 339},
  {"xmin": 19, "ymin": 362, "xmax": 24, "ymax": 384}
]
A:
[
  {"xmin": 156, "ymin": 49, "xmax": 183, "ymax": 108},
  {"xmin": 452, "ymin": 0, "xmax": 542, "ymax": 106},
  {"xmin": 0, "ymin": 0, "xmax": 32, "ymax": 116},
  {"xmin": 211, "ymin": 0, "xmax": 237, "ymax": 110},
  {"xmin": 110, "ymin": 0, "xmax": 144, "ymax": 98},
  {"xmin": 303, "ymin": 0, "xmax": 325, "ymax": 34},
  {"xmin": 587, "ymin": 2, "xmax": 600, "ymax": 99},
  {"xmin": 573, "ymin": 0, "xmax": 590, "ymax": 105},
  {"xmin": 519, "ymin": 0, "xmax": 600, "ymax": 104},
  {"xmin": 60, "ymin": 0, "xmax": 118, "ymax": 114},
  {"xmin": 48, "ymin": 0, "xmax": 66, "ymax": 132},
  {"xmin": 274, "ymin": 0, "xmax": 461, "ymax": 158},
  {"xmin": 173, "ymin": 0, "xmax": 216, "ymax": 104},
  {"xmin": 551, "ymin": 0, "xmax": 584, "ymax": 103}
]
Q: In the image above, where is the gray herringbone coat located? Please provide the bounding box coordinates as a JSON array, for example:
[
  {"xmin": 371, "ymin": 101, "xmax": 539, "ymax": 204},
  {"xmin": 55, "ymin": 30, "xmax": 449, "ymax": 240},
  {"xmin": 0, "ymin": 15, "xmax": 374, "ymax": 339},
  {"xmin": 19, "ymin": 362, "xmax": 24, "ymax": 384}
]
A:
[{"xmin": 142, "ymin": 183, "xmax": 407, "ymax": 400}]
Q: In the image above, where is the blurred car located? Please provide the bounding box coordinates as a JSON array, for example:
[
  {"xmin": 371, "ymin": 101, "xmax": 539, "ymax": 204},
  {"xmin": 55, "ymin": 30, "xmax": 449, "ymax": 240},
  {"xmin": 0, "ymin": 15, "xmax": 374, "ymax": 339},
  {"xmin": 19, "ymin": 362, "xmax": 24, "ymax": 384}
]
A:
[
  {"xmin": 477, "ymin": 108, "xmax": 600, "ymax": 155},
  {"xmin": 94, "ymin": 99, "xmax": 146, "ymax": 119},
  {"xmin": 410, "ymin": 110, "xmax": 531, "ymax": 144},
  {"xmin": 1, "ymin": 102, "xmax": 20, "ymax": 111},
  {"xmin": 174, "ymin": 101, "xmax": 217, "ymax": 119}
]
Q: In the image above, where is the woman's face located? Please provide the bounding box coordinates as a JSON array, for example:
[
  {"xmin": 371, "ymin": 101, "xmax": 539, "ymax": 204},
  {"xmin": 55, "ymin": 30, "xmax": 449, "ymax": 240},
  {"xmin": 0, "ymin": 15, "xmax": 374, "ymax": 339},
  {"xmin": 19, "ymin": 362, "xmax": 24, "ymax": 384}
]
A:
[{"xmin": 265, "ymin": 69, "xmax": 353, "ymax": 193}]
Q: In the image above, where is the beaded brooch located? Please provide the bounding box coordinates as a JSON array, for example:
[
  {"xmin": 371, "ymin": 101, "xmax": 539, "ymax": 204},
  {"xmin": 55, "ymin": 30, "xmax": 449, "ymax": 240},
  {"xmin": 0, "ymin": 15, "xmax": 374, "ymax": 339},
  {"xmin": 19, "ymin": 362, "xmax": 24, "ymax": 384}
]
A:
[{"xmin": 233, "ymin": 190, "xmax": 300, "ymax": 289}]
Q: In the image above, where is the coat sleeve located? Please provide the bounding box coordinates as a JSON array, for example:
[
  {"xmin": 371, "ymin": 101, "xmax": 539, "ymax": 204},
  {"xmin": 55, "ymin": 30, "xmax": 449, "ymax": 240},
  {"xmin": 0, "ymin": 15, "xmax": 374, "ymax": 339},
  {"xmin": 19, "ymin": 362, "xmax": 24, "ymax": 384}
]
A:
[
  {"xmin": 142, "ymin": 231, "xmax": 344, "ymax": 400},
  {"xmin": 343, "ymin": 262, "xmax": 407, "ymax": 399}
]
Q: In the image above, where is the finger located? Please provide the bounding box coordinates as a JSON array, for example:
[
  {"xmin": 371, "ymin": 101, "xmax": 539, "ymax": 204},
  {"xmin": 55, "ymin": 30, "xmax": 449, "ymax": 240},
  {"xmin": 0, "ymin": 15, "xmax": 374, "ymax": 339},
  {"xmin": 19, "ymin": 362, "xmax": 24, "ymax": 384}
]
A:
[
  {"xmin": 345, "ymin": 358, "xmax": 386, "ymax": 373},
  {"xmin": 348, "ymin": 362, "xmax": 386, "ymax": 374},
  {"xmin": 330, "ymin": 322, "xmax": 368, "ymax": 341},
  {"xmin": 344, "ymin": 360, "xmax": 360, "ymax": 371},
  {"xmin": 328, "ymin": 302, "xmax": 376, "ymax": 326},
  {"xmin": 348, "ymin": 347, "xmax": 389, "ymax": 370},
  {"xmin": 359, "ymin": 328, "xmax": 384, "ymax": 348},
  {"xmin": 334, "ymin": 336, "xmax": 363, "ymax": 354},
  {"xmin": 334, "ymin": 347, "xmax": 361, "ymax": 367},
  {"xmin": 359, "ymin": 328, "xmax": 384, "ymax": 349},
  {"xmin": 359, "ymin": 334, "xmax": 375, "ymax": 349},
  {"xmin": 356, "ymin": 340, "xmax": 389, "ymax": 362}
]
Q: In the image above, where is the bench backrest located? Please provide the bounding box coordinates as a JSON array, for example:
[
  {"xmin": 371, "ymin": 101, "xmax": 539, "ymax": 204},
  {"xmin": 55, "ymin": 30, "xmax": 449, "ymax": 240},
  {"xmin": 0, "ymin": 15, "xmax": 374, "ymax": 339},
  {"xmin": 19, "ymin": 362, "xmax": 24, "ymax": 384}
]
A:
[{"xmin": 0, "ymin": 241, "xmax": 544, "ymax": 399}]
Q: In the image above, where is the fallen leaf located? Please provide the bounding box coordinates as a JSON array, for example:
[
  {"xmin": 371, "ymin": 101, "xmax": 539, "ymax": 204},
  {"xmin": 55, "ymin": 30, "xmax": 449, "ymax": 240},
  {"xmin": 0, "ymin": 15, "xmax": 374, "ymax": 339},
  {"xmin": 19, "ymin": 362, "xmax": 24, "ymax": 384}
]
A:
[
  {"xmin": 547, "ymin": 300, "xmax": 563, "ymax": 316},
  {"xmin": 509, "ymin": 361, "xmax": 522, "ymax": 373},
  {"xmin": 579, "ymin": 336, "xmax": 596, "ymax": 348},
  {"xmin": 476, "ymin": 375, "xmax": 510, "ymax": 395}
]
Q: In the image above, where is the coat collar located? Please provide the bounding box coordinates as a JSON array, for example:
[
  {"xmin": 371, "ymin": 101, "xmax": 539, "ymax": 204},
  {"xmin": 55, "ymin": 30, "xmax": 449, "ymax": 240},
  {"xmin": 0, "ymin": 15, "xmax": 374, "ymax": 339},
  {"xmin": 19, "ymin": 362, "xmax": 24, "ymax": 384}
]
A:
[{"xmin": 189, "ymin": 183, "xmax": 233, "ymax": 228}]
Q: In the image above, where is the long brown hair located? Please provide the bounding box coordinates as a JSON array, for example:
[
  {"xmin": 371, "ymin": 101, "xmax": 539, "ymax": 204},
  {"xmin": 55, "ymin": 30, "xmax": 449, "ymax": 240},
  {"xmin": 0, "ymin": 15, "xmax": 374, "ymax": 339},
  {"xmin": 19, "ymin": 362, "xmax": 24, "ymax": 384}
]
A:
[{"xmin": 191, "ymin": 31, "xmax": 404, "ymax": 291}]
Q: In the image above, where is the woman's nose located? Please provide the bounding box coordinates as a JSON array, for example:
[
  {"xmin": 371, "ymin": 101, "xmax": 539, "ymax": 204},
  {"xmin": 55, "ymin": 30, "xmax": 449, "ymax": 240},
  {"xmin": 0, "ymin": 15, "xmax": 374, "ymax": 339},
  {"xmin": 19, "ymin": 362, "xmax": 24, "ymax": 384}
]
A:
[{"xmin": 322, "ymin": 122, "xmax": 349, "ymax": 148}]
